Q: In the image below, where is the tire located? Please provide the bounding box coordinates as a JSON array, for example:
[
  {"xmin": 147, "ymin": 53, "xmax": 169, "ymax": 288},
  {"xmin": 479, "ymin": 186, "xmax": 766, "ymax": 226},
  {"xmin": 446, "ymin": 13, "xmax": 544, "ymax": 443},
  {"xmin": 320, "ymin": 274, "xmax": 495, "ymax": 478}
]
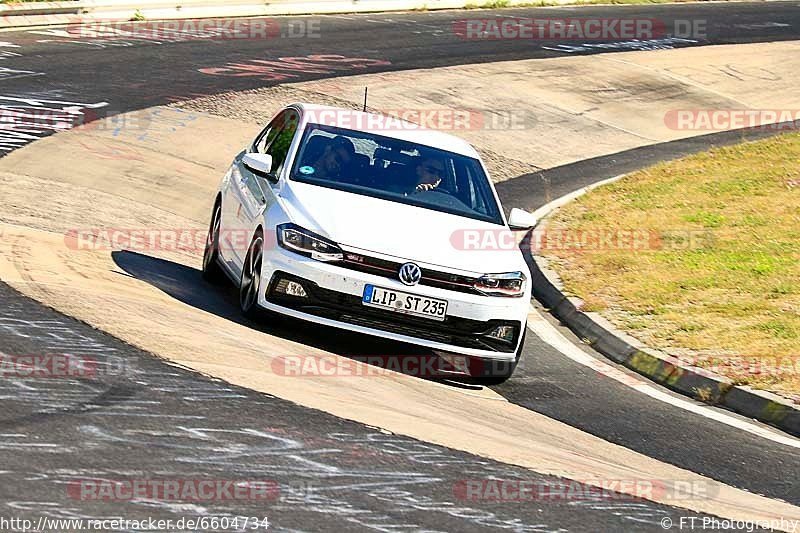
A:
[
  {"xmin": 239, "ymin": 229, "xmax": 264, "ymax": 319},
  {"xmin": 201, "ymin": 201, "xmax": 227, "ymax": 284},
  {"xmin": 469, "ymin": 328, "xmax": 526, "ymax": 386}
]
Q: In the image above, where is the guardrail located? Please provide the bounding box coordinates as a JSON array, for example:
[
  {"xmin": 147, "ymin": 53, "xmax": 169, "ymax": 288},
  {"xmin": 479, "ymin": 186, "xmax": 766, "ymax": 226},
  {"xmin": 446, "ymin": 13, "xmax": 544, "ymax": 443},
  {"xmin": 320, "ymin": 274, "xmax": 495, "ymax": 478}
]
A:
[{"xmin": 0, "ymin": 0, "xmax": 563, "ymax": 28}]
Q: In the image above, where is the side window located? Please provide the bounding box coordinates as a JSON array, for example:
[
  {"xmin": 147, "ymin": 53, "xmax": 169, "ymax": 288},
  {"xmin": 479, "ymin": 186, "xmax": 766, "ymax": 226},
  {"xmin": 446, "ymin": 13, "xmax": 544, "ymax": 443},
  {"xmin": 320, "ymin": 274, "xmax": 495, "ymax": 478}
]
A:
[
  {"xmin": 265, "ymin": 110, "xmax": 299, "ymax": 176},
  {"xmin": 253, "ymin": 116, "xmax": 281, "ymax": 154},
  {"xmin": 253, "ymin": 109, "xmax": 296, "ymax": 155}
]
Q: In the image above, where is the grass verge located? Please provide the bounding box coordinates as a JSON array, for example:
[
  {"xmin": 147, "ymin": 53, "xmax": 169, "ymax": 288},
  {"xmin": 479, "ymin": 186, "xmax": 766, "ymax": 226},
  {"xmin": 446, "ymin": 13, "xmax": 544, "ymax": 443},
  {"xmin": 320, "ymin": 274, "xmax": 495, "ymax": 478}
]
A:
[{"xmin": 540, "ymin": 131, "xmax": 800, "ymax": 400}]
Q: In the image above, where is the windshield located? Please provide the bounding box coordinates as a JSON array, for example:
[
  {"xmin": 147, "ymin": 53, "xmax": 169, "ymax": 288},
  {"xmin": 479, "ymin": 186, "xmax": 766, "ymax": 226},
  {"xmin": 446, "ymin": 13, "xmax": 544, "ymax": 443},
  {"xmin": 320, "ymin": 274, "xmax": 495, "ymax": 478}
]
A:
[{"xmin": 289, "ymin": 124, "xmax": 504, "ymax": 225}]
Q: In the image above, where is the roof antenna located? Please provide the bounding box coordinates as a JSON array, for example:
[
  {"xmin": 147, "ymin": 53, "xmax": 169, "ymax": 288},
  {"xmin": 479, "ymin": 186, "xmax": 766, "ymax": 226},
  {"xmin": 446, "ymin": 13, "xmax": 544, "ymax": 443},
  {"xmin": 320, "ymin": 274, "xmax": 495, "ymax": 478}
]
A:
[{"xmin": 363, "ymin": 87, "xmax": 368, "ymax": 113}]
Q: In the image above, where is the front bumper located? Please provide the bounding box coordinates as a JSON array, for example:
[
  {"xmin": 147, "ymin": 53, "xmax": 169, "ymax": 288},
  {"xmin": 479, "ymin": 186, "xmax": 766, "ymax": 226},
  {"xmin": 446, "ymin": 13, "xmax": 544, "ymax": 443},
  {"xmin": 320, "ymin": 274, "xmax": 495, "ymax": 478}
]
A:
[{"xmin": 258, "ymin": 248, "xmax": 529, "ymax": 361}]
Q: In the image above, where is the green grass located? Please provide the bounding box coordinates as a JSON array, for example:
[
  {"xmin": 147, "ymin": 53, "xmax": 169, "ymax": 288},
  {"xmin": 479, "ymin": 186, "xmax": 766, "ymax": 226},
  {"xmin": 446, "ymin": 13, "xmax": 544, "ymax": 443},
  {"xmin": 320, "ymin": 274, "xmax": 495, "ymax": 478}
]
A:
[{"xmin": 542, "ymin": 132, "xmax": 800, "ymax": 398}]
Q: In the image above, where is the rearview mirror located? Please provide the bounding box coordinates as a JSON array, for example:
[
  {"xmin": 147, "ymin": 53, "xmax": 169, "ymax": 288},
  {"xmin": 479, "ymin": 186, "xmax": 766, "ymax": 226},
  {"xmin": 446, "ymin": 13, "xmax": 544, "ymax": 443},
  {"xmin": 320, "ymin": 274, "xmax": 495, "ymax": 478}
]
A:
[
  {"xmin": 508, "ymin": 208, "xmax": 538, "ymax": 230},
  {"xmin": 243, "ymin": 153, "xmax": 274, "ymax": 180}
]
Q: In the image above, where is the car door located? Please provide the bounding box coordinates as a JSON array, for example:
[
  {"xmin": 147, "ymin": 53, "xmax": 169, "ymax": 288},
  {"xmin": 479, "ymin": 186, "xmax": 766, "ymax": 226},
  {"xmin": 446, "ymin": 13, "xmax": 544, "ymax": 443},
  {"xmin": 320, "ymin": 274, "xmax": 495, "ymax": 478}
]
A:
[{"xmin": 224, "ymin": 108, "xmax": 300, "ymax": 276}]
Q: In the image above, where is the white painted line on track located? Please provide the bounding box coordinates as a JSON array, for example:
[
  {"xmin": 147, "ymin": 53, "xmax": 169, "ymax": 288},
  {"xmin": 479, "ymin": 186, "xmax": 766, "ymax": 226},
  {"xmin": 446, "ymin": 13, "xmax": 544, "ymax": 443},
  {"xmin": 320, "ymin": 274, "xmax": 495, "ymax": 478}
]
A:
[{"xmin": 526, "ymin": 308, "xmax": 800, "ymax": 449}]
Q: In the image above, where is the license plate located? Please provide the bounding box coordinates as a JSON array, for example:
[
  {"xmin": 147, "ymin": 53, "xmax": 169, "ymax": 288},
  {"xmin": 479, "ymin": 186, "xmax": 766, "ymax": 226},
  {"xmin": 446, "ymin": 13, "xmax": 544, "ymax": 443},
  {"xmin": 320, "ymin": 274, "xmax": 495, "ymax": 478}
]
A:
[{"xmin": 362, "ymin": 285, "xmax": 448, "ymax": 321}]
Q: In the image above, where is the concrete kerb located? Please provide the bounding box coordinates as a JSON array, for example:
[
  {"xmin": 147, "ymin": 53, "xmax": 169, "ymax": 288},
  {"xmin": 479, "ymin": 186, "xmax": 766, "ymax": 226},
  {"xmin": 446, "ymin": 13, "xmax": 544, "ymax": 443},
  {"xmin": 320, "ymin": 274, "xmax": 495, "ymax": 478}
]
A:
[{"xmin": 524, "ymin": 173, "xmax": 800, "ymax": 438}]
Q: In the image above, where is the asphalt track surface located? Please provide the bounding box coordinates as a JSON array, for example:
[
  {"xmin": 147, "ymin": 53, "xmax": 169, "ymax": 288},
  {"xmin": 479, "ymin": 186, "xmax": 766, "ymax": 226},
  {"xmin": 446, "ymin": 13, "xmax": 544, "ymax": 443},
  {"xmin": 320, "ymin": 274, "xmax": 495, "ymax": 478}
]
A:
[
  {"xmin": 0, "ymin": 277, "xmax": 716, "ymax": 532},
  {"xmin": 0, "ymin": 3, "xmax": 799, "ymax": 531}
]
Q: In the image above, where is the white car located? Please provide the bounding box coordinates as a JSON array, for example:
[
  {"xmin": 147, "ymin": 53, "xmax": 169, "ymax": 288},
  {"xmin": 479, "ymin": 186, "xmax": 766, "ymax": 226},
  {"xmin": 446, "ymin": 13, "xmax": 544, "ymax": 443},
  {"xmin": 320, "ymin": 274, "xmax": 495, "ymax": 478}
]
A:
[{"xmin": 202, "ymin": 103, "xmax": 537, "ymax": 384}]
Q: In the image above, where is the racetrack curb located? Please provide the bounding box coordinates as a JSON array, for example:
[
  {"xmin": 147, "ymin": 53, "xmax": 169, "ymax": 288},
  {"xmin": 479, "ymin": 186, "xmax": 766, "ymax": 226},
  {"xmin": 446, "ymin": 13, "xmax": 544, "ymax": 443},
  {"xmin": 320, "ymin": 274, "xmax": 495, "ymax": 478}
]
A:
[{"xmin": 523, "ymin": 176, "xmax": 800, "ymax": 439}]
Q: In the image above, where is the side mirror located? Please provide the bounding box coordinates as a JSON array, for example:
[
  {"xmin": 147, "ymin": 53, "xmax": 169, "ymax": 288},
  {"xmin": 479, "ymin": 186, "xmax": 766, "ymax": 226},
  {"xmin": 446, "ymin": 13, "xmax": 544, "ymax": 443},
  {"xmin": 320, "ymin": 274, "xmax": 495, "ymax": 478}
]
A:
[
  {"xmin": 243, "ymin": 153, "xmax": 274, "ymax": 180},
  {"xmin": 508, "ymin": 208, "xmax": 538, "ymax": 230}
]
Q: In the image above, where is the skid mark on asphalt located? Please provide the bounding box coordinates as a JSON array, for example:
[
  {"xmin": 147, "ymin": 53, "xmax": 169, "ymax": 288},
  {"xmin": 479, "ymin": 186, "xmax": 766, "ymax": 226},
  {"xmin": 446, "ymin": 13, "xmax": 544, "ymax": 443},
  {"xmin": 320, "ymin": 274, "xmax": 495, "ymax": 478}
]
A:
[
  {"xmin": 0, "ymin": 95, "xmax": 108, "ymax": 155},
  {"xmin": 197, "ymin": 54, "xmax": 392, "ymax": 81},
  {"xmin": 526, "ymin": 308, "xmax": 800, "ymax": 449},
  {"xmin": 0, "ymin": 67, "xmax": 43, "ymax": 81},
  {"xmin": 543, "ymin": 37, "xmax": 699, "ymax": 54}
]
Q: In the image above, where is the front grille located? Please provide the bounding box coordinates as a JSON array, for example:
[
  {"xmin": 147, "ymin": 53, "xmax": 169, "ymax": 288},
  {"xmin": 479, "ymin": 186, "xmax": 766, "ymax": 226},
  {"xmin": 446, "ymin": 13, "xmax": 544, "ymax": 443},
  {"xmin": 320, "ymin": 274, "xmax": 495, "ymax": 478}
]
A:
[
  {"xmin": 267, "ymin": 272, "xmax": 519, "ymax": 352},
  {"xmin": 337, "ymin": 251, "xmax": 481, "ymax": 295}
]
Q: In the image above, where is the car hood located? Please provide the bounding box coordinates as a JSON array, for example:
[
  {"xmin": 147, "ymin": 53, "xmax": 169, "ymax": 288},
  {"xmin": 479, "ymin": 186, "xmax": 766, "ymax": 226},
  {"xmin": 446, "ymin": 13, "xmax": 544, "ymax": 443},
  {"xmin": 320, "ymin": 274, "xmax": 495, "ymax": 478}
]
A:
[{"xmin": 279, "ymin": 180, "xmax": 527, "ymax": 274}]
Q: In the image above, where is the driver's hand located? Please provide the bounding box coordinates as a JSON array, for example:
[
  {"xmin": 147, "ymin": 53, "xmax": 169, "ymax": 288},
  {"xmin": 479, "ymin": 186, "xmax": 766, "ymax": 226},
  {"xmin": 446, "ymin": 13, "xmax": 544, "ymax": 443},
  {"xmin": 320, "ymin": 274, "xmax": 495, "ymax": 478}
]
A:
[{"xmin": 415, "ymin": 179, "xmax": 441, "ymax": 192}]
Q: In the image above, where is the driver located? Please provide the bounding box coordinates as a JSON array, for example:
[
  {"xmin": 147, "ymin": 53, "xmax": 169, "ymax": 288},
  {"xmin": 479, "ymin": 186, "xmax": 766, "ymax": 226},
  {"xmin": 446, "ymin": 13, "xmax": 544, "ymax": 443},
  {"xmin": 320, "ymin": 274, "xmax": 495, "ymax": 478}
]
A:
[
  {"xmin": 312, "ymin": 136, "xmax": 355, "ymax": 179},
  {"xmin": 413, "ymin": 153, "xmax": 446, "ymax": 193}
]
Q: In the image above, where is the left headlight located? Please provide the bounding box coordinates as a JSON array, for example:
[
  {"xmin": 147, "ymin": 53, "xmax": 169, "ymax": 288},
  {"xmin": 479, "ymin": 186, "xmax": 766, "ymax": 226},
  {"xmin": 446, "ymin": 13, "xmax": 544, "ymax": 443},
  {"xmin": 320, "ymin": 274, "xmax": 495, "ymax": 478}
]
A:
[
  {"xmin": 474, "ymin": 271, "xmax": 526, "ymax": 297},
  {"xmin": 277, "ymin": 223, "xmax": 344, "ymax": 262}
]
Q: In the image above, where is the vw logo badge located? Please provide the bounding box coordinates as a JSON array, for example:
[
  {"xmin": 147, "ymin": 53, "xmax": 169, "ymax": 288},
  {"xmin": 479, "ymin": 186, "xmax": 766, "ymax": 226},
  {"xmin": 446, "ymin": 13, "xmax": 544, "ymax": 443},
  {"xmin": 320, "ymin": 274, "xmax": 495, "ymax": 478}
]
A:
[{"xmin": 398, "ymin": 262, "xmax": 422, "ymax": 286}]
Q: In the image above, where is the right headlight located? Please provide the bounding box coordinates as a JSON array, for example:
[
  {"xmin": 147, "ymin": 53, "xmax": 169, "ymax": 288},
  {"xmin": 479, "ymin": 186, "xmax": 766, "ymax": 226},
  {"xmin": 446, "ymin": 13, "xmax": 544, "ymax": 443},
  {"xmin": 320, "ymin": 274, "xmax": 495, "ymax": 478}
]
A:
[
  {"xmin": 277, "ymin": 223, "xmax": 344, "ymax": 262},
  {"xmin": 474, "ymin": 271, "xmax": 526, "ymax": 297}
]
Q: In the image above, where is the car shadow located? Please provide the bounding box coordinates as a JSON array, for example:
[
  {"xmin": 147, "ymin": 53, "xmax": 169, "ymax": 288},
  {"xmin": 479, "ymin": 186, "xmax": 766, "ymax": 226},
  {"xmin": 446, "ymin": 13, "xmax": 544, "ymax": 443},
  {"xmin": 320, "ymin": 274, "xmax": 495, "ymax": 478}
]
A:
[{"xmin": 111, "ymin": 251, "xmax": 479, "ymax": 388}]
